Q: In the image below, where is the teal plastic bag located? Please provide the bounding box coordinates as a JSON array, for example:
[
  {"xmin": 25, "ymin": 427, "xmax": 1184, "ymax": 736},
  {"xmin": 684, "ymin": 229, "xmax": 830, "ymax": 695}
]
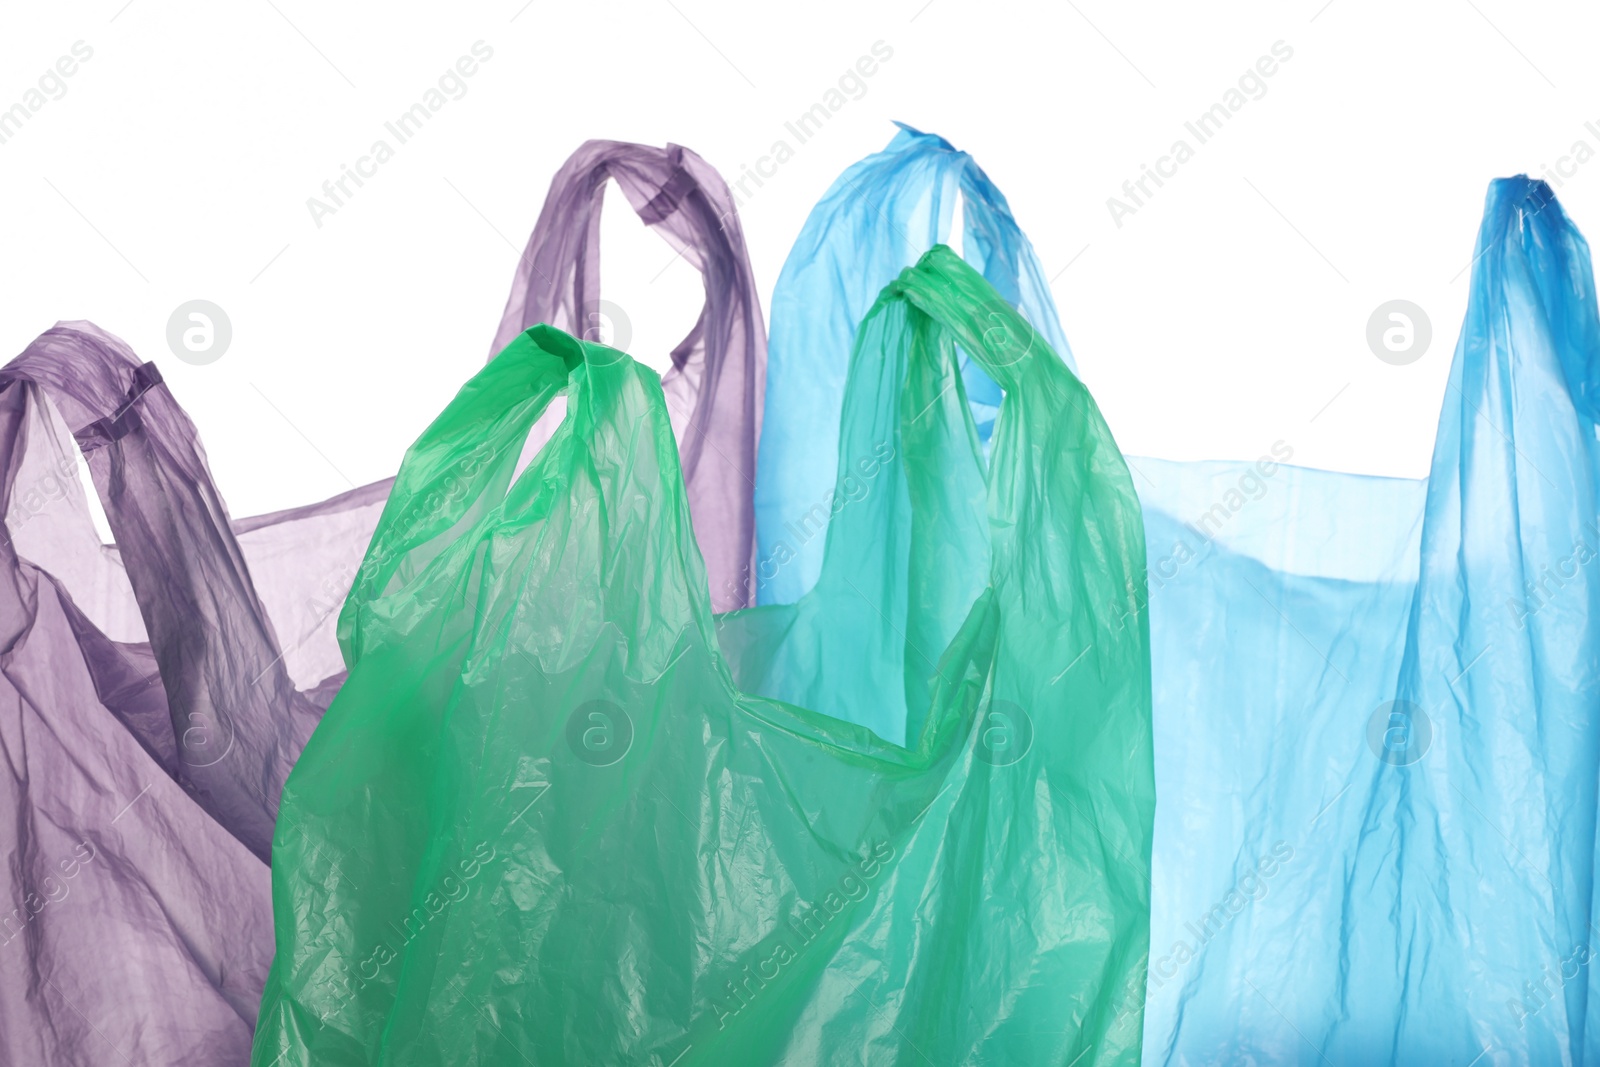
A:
[{"xmin": 253, "ymin": 247, "xmax": 1152, "ymax": 1066}]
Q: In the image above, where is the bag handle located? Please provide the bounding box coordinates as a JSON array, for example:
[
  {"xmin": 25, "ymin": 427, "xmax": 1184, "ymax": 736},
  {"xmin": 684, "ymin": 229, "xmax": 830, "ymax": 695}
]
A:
[
  {"xmin": 491, "ymin": 140, "xmax": 765, "ymax": 611},
  {"xmin": 339, "ymin": 326, "xmax": 613, "ymax": 665},
  {"xmin": 0, "ymin": 323, "xmax": 298, "ymax": 860},
  {"xmin": 755, "ymin": 123, "xmax": 1069, "ymax": 607},
  {"xmin": 897, "ymin": 245, "xmax": 1139, "ymax": 675},
  {"xmin": 339, "ymin": 321, "xmax": 724, "ymax": 696},
  {"xmin": 744, "ymin": 244, "xmax": 1143, "ymax": 750},
  {"xmin": 904, "ymin": 122, "xmax": 1077, "ymax": 372}
]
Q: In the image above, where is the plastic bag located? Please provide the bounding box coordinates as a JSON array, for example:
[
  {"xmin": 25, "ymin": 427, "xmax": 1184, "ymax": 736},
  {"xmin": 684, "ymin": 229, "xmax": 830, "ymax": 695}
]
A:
[
  {"xmin": 253, "ymin": 246, "xmax": 1153, "ymax": 1066},
  {"xmin": 0, "ymin": 326, "xmax": 317, "ymax": 1062},
  {"xmin": 754, "ymin": 122, "xmax": 1072, "ymax": 606},
  {"xmin": 1134, "ymin": 176, "xmax": 1600, "ymax": 1064},
  {"xmin": 759, "ymin": 127, "xmax": 1600, "ymax": 1061},
  {"xmin": 0, "ymin": 137, "xmax": 764, "ymax": 1064}
]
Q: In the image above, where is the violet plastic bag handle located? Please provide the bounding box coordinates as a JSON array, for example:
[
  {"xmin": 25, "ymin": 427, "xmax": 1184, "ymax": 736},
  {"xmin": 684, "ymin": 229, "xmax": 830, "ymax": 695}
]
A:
[
  {"xmin": 0, "ymin": 323, "xmax": 284, "ymax": 1063},
  {"xmin": 492, "ymin": 140, "xmax": 766, "ymax": 611},
  {"xmin": 2, "ymin": 323, "xmax": 307, "ymax": 862}
]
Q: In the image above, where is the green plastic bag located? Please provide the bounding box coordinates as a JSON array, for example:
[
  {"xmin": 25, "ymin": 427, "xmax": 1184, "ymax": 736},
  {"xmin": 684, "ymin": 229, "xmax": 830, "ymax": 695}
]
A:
[{"xmin": 253, "ymin": 246, "xmax": 1153, "ymax": 1066}]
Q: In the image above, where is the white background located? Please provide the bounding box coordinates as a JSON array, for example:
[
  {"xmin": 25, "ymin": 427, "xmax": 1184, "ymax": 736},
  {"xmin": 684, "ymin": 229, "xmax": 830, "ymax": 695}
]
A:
[{"xmin": 1, "ymin": 0, "xmax": 1596, "ymax": 519}]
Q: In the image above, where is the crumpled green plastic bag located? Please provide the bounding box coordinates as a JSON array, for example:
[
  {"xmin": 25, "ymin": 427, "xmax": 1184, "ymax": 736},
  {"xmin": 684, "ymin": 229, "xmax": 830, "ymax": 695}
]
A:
[{"xmin": 252, "ymin": 245, "xmax": 1153, "ymax": 1066}]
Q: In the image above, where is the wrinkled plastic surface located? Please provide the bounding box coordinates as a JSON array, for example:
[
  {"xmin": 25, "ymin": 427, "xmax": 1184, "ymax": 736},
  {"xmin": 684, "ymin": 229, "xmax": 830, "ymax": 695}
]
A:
[
  {"xmin": 0, "ymin": 137, "xmax": 764, "ymax": 1064},
  {"xmin": 0, "ymin": 324, "xmax": 377, "ymax": 1063},
  {"xmin": 759, "ymin": 129, "xmax": 1600, "ymax": 1062},
  {"xmin": 754, "ymin": 123, "xmax": 1073, "ymax": 606},
  {"xmin": 493, "ymin": 139, "xmax": 766, "ymax": 612},
  {"xmin": 1133, "ymin": 176, "xmax": 1600, "ymax": 1064},
  {"xmin": 254, "ymin": 247, "xmax": 1153, "ymax": 1066}
]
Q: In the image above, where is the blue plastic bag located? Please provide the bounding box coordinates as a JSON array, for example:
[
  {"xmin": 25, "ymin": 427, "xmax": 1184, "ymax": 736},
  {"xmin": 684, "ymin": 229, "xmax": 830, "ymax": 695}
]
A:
[
  {"xmin": 1134, "ymin": 175, "xmax": 1600, "ymax": 1064},
  {"xmin": 761, "ymin": 125, "xmax": 1600, "ymax": 1063},
  {"xmin": 753, "ymin": 123, "xmax": 1072, "ymax": 607}
]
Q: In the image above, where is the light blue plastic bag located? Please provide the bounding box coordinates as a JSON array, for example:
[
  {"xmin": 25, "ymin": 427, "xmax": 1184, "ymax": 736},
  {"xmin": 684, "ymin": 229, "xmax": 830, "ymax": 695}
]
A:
[
  {"xmin": 753, "ymin": 123, "xmax": 1072, "ymax": 606},
  {"xmin": 1133, "ymin": 175, "xmax": 1600, "ymax": 1065},
  {"xmin": 761, "ymin": 126, "xmax": 1600, "ymax": 1063}
]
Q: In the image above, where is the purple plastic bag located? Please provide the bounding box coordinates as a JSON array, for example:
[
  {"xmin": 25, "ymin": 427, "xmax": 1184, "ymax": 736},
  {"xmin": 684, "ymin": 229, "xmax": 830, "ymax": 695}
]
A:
[
  {"xmin": 0, "ymin": 325, "xmax": 290, "ymax": 1061},
  {"xmin": 0, "ymin": 139, "xmax": 764, "ymax": 1063}
]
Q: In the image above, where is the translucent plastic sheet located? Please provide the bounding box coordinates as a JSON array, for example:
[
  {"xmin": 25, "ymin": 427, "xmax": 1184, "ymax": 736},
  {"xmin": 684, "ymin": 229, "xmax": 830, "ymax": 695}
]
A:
[
  {"xmin": 0, "ymin": 138, "xmax": 763, "ymax": 1064},
  {"xmin": 0, "ymin": 325, "xmax": 321, "ymax": 1062},
  {"xmin": 254, "ymin": 249, "xmax": 1152, "ymax": 1066},
  {"xmin": 754, "ymin": 123, "xmax": 1073, "ymax": 606},
  {"xmin": 755, "ymin": 122, "xmax": 1600, "ymax": 1060},
  {"xmin": 1134, "ymin": 176, "xmax": 1600, "ymax": 1065}
]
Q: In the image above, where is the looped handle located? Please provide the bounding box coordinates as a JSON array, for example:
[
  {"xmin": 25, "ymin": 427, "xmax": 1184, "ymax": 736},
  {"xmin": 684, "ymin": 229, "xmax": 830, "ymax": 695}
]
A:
[
  {"xmin": 0, "ymin": 322, "xmax": 295, "ymax": 861},
  {"xmin": 888, "ymin": 121, "xmax": 1075, "ymax": 373},
  {"xmin": 755, "ymin": 123, "xmax": 1070, "ymax": 607},
  {"xmin": 811, "ymin": 246, "xmax": 1126, "ymax": 743},
  {"xmin": 2, "ymin": 324, "xmax": 162, "ymax": 437},
  {"xmin": 491, "ymin": 140, "xmax": 766, "ymax": 611},
  {"xmin": 888, "ymin": 247, "xmax": 1130, "ymax": 603},
  {"xmin": 337, "ymin": 325, "xmax": 711, "ymax": 679},
  {"xmin": 337, "ymin": 326, "xmax": 587, "ymax": 664}
]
